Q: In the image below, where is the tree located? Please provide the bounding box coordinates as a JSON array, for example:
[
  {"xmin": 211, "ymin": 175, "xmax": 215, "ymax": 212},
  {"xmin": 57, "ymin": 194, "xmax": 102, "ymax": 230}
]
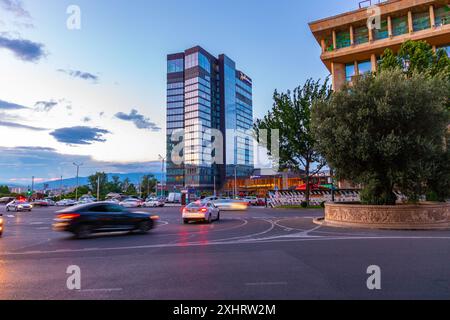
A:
[
  {"xmin": 88, "ymin": 172, "xmax": 108, "ymax": 199},
  {"xmin": 312, "ymin": 69, "xmax": 450, "ymax": 205},
  {"xmin": 254, "ymin": 78, "xmax": 332, "ymax": 204},
  {"xmin": 106, "ymin": 175, "xmax": 122, "ymax": 194},
  {"xmin": 0, "ymin": 185, "xmax": 10, "ymax": 194},
  {"xmin": 124, "ymin": 183, "xmax": 137, "ymax": 196},
  {"xmin": 139, "ymin": 175, "xmax": 157, "ymax": 199}
]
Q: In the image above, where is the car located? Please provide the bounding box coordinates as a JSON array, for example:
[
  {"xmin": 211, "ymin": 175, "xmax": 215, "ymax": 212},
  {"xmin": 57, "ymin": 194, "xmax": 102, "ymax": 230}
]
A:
[
  {"xmin": 201, "ymin": 196, "xmax": 220, "ymax": 203},
  {"xmin": 243, "ymin": 196, "xmax": 258, "ymax": 206},
  {"xmin": 44, "ymin": 199, "xmax": 56, "ymax": 206},
  {"xmin": 182, "ymin": 201, "xmax": 220, "ymax": 224},
  {"xmin": 144, "ymin": 198, "xmax": 165, "ymax": 207},
  {"xmin": 0, "ymin": 213, "xmax": 4, "ymax": 237},
  {"xmin": 53, "ymin": 202, "xmax": 159, "ymax": 239},
  {"xmin": 0, "ymin": 197, "xmax": 15, "ymax": 204},
  {"xmin": 56, "ymin": 199, "xmax": 77, "ymax": 206},
  {"xmin": 6, "ymin": 200, "xmax": 33, "ymax": 212},
  {"xmin": 212, "ymin": 199, "xmax": 248, "ymax": 211},
  {"xmin": 119, "ymin": 198, "xmax": 142, "ymax": 208},
  {"xmin": 31, "ymin": 199, "xmax": 50, "ymax": 207}
]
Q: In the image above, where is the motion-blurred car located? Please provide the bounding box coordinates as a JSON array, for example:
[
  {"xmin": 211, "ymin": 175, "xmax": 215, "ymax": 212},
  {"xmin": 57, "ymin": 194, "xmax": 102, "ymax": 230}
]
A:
[
  {"xmin": 56, "ymin": 199, "xmax": 77, "ymax": 206},
  {"xmin": 44, "ymin": 199, "xmax": 56, "ymax": 206},
  {"xmin": 243, "ymin": 196, "xmax": 258, "ymax": 206},
  {"xmin": 31, "ymin": 199, "xmax": 51, "ymax": 207},
  {"xmin": 6, "ymin": 200, "xmax": 33, "ymax": 212},
  {"xmin": 119, "ymin": 198, "xmax": 143, "ymax": 208},
  {"xmin": 0, "ymin": 214, "xmax": 4, "ymax": 237},
  {"xmin": 182, "ymin": 201, "xmax": 220, "ymax": 224},
  {"xmin": 144, "ymin": 197, "xmax": 165, "ymax": 207},
  {"xmin": 212, "ymin": 199, "xmax": 248, "ymax": 211},
  {"xmin": 201, "ymin": 196, "xmax": 220, "ymax": 203},
  {"xmin": 53, "ymin": 202, "xmax": 159, "ymax": 239},
  {"xmin": 0, "ymin": 197, "xmax": 15, "ymax": 204}
]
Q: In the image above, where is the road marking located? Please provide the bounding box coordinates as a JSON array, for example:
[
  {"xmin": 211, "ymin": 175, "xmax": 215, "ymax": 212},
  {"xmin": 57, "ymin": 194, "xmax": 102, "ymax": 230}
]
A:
[
  {"xmin": 7, "ymin": 215, "xmax": 15, "ymax": 218},
  {"xmin": 245, "ymin": 282, "xmax": 287, "ymax": 286},
  {"xmin": 79, "ymin": 288, "xmax": 123, "ymax": 293}
]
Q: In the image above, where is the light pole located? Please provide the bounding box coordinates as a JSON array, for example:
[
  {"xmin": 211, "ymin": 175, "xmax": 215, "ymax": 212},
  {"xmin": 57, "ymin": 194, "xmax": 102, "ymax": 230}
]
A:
[
  {"xmin": 234, "ymin": 166, "xmax": 237, "ymax": 199},
  {"xmin": 60, "ymin": 175, "xmax": 63, "ymax": 201},
  {"xmin": 158, "ymin": 155, "xmax": 166, "ymax": 198},
  {"xmin": 73, "ymin": 162, "xmax": 83, "ymax": 201}
]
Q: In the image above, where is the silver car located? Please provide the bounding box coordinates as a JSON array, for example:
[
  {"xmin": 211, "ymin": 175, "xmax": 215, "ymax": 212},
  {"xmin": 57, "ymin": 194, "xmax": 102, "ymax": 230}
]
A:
[
  {"xmin": 212, "ymin": 199, "xmax": 248, "ymax": 211},
  {"xmin": 182, "ymin": 201, "xmax": 220, "ymax": 224},
  {"xmin": 6, "ymin": 200, "xmax": 33, "ymax": 212}
]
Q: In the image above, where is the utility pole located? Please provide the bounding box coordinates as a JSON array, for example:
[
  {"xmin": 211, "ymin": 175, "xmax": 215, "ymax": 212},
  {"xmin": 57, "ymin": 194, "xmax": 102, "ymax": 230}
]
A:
[
  {"xmin": 158, "ymin": 154, "xmax": 166, "ymax": 198},
  {"xmin": 213, "ymin": 175, "xmax": 216, "ymax": 197},
  {"xmin": 97, "ymin": 175, "xmax": 100, "ymax": 201},
  {"xmin": 60, "ymin": 175, "xmax": 63, "ymax": 201},
  {"xmin": 31, "ymin": 176, "xmax": 34, "ymax": 194},
  {"xmin": 73, "ymin": 162, "xmax": 83, "ymax": 202},
  {"xmin": 234, "ymin": 166, "xmax": 237, "ymax": 199}
]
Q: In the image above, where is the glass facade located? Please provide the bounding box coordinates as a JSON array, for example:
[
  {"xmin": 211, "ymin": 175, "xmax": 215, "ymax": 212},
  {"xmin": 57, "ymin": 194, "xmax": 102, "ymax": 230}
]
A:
[
  {"xmin": 336, "ymin": 30, "xmax": 351, "ymax": 49},
  {"xmin": 354, "ymin": 26, "xmax": 369, "ymax": 45},
  {"xmin": 373, "ymin": 19, "xmax": 389, "ymax": 40},
  {"xmin": 392, "ymin": 16, "xmax": 408, "ymax": 36},
  {"xmin": 358, "ymin": 60, "xmax": 372, "ymax": 75},
  {"xmin": 345, "ymin": 63, "xmax": 355, "ymax": 82},
  {"xmin": 435, "ymin": 6, "xmax": 450, "ymax": 27},
  {"xmin": 413, "ymin": 12, "xmax": 430, "ymax": 32}
]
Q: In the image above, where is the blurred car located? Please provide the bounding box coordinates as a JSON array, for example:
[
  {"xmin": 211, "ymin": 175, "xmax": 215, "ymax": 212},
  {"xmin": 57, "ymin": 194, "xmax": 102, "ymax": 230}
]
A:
[
  {"xmin": 56, "ymin": 199, "xmax": 77, "ymax": 206},
  {"xmin": 0, "ymin": 214, "xmax": 4, "ymax": 237},
  {"xmin": 44, "ymin": 199, "xmax": 56, "ymax": 206},
  {"xmin": 144, "ymin": 197, "xmax": 165, "ymax": 207},
  {"xmin": 52, "ymin": 202, "xmax": 159, "ymax": 239},
  {"xmin": 0, "ymin": 197, "xmax": 15, "ymax": 204},
  {"xmin": 119, "ymin": 198, "xmax": 143, "ymax": 208},
  {"xmin": 212, "ymin": 199, "xmax": 248, "ymax": 211},
  {"xmin": 6, "ymin": 200, "xmax": 33, "ymax": 212},
  {"xmin": 201, "ymin": 196, "xmax": 220, "ymax": 203},
  {"xmin": 31, "ymin": 199, "xmax": 50, "ymax": 207},
  {"xmin": 182, "ymin": 201, "xmax": 220, "ymax": 224},
  {"xmin": 243, "ymin": 196, "xmax": 258, "ymax": 206}
]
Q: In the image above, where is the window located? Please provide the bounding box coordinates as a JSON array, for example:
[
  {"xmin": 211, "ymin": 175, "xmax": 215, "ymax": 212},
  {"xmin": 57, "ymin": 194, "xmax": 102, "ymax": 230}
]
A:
[
  {"xmin": 167, "ymin": 59, "xmax": 184, "ymax": 73},
  {"xmin": 345, "ymin": 63, "xmax": 355, "ymax": 82},
  {"xmin": 167, "ymin": 82, "xmax": 183, "ymax": 89},
  {"xmin": 413, "ymin": 12, "xmax": 430, "ymax": 32},
  {"xmin": 392, "ymin": 16, "xmax": 408, "ymax": 36},
  {"xmin": 358, "ymin": 60, "xmax": 372, "ymax": 75},
  {"xmin": 439, "ymin": 45, "xmax": 450, "ymax": 57},
  {"xmin": 336, "ymin": 30, "xmax": 351, "ymax": 49},
  {"xmin": 167, "ymin": 88, "xmax": 184, "ymax": 96},
  {"xmin": 168, "ymin": 95, "xmax": 184, "ymax": 102},
  {"xmin": 435, "ymin": 6, "xmax": 450, "ymax": 27},
  {"xmin": 373, "ymin": 19, "xmax": 389, "ymax": 40},
  {"xmin": 354, "ymin": 26, "xmax": 369, "ymax": 45}
]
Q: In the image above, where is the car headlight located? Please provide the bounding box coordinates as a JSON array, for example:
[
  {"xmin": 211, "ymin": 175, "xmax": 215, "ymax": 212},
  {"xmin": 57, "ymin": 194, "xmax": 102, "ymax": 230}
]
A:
[
  {"xmin": 0, "ymin": 218, "xmax": 3, "ymax": 224},
  {"xmin": 18, "ymin": 205, "xmax": 23, "ymax": 209}
]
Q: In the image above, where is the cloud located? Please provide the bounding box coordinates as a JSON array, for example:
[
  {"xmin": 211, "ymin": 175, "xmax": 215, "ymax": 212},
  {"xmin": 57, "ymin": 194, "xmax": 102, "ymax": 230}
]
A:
[
  {"xmin": 0, "ymin": 99, "xmax": 28, "ymax": 110},
  {"xmin": 34, "ymin": 100, "xmax": 58, "ymax": 112},
  {"xmin": 0, "ymin": 35, "xmax": 45, "ymax": 62},
  {"xmin": 0, "ymin": 146, "xmax": 162, "ymax": 182},
  {"xmin": 0, "ymin": 0, "xmax": 31, "ymax": 18},
  {"xmin": 82, "ymin": 116, "xmax": 91, "ymax": 123},
  {"xmin": 57, "ymin": 69, "xmax": 99, "ymax": 83},
  {"xmin": 50, "ymin": 126, "xmax": 111, "ymax": 145},
  {"xmin": 115, "ymin": 109, "xmax": 161, "ymax": 131},
  {"xmin": 0, "ymin": 120, "xmax": 47, "ymax": 131}
]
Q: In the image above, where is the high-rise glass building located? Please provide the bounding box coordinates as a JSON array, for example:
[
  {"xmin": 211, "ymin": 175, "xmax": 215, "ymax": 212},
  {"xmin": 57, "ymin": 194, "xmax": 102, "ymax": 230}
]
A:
[{"xmin": 166, "ymin": 46, "xmax": 254, "ymax": 192}]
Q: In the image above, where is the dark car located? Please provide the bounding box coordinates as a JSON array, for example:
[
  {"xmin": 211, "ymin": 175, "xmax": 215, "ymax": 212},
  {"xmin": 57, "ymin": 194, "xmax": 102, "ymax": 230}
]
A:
[
  {"xmin": 52, "ymin": 202, "xmax": 159, "ymax": 239},
  {"xmin": 0, "ymin": 197, "xmax": 15, "ymax": 204},
  {"xmin": 0, "ymin": 213, "xmax": 4, "ymax": 237}
]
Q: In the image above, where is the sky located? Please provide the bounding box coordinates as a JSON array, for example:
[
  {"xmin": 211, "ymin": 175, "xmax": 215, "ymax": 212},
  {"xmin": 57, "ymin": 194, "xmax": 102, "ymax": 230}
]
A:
[{"xmin": 0, "ymin": 0, "xmax": 358, "ymax": 184}]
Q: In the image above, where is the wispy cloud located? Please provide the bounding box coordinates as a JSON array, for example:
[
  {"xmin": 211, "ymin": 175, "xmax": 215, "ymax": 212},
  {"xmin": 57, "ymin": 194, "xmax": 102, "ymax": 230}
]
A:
[
  {"xmin": 50, "ymin": 126, "xmax": 111, "ymax": 145},
  {"xmin": 0, "ymin": 99, "xmax": 28, "ymax": 110},
  {"xmin": 115, "ymin": 109, "xmax": 161, "ymax": 131},
  {"xmin": 34, "ymin": 100, "xmax": 58, "ymax": 112},
  {"xmin": 0, "ymin": 0, "xmax": 31, "ymax": 18},
  {"xmin": 0, "ymin": 120, "xmax": 47, "ymax": 131},
  {"xmin": 0, "ymin": 35, "xmax": 45, "ymax": 62},
  {"xmin": 57, "ymin": 69, "xmax": 99, "ymax": 83}
]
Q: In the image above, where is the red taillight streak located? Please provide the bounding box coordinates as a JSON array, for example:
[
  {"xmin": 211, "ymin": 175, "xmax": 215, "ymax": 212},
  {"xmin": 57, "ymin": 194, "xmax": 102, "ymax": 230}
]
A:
[{"xmin": 57, "ymin": 213, "xmax": 80, "ymax": 220}]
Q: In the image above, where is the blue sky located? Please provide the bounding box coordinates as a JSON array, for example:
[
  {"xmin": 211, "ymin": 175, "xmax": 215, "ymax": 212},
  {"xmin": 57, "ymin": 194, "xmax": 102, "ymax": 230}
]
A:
[{"xmin": 0, "ymin": 0, "xmax": 357, "ymax": 183}]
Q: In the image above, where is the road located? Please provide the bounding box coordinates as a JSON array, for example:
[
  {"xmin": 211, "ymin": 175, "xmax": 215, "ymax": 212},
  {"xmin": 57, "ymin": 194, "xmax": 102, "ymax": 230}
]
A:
[{"xmin": 0, "ymin": 205, "xmax": 449, "ymax": 300}]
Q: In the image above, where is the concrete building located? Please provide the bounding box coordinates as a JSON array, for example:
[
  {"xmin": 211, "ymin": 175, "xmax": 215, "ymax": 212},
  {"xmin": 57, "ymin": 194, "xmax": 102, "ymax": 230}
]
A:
[
  {"xmin": 309, "ymin": 0, "xmax": 450, "ymax": 90},
  {"xmin": 166, "ymin": 46, "xmax": 254, "ymax": 192}
]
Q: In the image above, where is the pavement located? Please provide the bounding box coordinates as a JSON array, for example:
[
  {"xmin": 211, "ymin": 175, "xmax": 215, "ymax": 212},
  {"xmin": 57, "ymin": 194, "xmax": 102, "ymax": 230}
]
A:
[{"xmin": 0, "ymin": 205, "xmax": 449, "ymax": 300}]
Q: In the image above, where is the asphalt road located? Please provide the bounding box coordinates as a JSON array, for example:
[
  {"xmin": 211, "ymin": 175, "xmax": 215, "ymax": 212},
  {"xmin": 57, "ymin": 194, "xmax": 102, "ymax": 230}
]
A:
[{"xmin": 0, "ymin": 205, "xmax": 449, "ymax": 300}]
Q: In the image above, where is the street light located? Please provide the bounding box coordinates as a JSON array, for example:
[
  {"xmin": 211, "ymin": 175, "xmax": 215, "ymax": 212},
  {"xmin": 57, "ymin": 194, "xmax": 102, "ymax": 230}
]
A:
[
  {"xmin": 73, "ymin": 162, "xmax": 83, "ymax": 202},
  {"xmin": 158, "ymin": 155, "xmax": 166, "ymax": 198}
]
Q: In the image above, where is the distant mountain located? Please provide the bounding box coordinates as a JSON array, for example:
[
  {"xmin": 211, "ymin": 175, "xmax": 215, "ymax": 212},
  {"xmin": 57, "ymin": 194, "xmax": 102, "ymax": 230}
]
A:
[{"xmin": 34, "ymin": 172, "xmax": 166, "ymax": 190}]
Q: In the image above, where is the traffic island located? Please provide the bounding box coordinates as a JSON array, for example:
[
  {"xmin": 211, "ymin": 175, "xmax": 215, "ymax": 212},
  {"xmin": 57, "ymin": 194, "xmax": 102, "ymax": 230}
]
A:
[{"xmin": 313, "ymin": 202, "xmax": 450, "ymax": 230}]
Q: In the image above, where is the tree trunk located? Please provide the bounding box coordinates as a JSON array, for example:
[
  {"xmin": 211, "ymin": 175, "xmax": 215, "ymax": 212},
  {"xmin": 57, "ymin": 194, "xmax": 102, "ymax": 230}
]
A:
[{"xmin": 305, "ymin": 163, "xmax": 310, "ymax": 206}]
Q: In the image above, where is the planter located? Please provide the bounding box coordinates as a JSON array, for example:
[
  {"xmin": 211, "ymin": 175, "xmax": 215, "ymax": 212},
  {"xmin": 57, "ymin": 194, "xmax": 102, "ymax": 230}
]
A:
[{"xmin": 315, "ymin": 202, "xmax": 450, "ymax": 230}]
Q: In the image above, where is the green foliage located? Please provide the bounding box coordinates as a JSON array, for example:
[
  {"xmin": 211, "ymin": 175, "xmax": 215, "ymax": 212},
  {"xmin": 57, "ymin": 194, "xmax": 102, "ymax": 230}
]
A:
[
  {"xmin": 312, "ymin": 69, "xmax": 450, "ymax": 205},
  {"xmin": 138, "ymin": 175, "xmax": 157, "ymax": 199},
  {"xmin": 254, "ymin": 78, "xmax": 332, "ymax": 203},
  {"xmin": 88, "ymin": 172, "xmax": 108, "ymax": 199},
  {"xmin": 0, "ymin": 185, "xmax": 10, "ymax": 194}
]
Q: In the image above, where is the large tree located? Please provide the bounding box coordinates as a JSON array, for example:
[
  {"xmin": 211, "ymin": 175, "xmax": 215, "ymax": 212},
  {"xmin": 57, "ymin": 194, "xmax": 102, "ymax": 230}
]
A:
[
  {"xmin": 312, "ymin": 69, "xmax": 450, "ymax": 205},
  {"xmin": 88, "ymin": 172, "xmax": 108, "ymax": 199},
  {"xmin": 254, "ymin": 78, "xmax": 332, "ymax": 204},
  {"xmin": 139, "ymin": 175, "xmax": 157, "ymax": 199}
]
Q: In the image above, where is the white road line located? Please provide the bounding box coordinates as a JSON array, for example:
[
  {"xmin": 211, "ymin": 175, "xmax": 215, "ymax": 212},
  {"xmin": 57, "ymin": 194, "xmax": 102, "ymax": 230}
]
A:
[
  {"xmin": 79, "ymin": 288, "xmax": 123, "ymax": 293},
  {"xmin": 245, "ymin": 282, "xmax": 287, "ymax": 286}
]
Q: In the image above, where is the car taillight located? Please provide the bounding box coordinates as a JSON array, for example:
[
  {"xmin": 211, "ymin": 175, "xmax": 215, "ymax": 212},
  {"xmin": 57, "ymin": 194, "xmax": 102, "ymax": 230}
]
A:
[
  {"xmin": 57, "ymin": 213, "xmax": 80, "ymax": 220},
  {"xmin": 200, "ymin": 208, "xmax": 208, "ymax": 213},
  {"xmin": 182, "ymin": 207, "xmax": 187, "ymax": 214}
]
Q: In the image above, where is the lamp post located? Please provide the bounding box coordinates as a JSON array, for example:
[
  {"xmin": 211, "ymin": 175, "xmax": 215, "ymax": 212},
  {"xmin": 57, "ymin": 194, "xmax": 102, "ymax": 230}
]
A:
[
  {"xmin": 158, "ymin": 155, "xmax": 166, "ymax": 198},
  {"xmin": 73, "ymin": 162, "xmax": 83, "ymax": 202}
]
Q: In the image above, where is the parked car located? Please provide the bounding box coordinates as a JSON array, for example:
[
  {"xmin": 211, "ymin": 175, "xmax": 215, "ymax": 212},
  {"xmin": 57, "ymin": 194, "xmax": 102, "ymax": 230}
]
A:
[
  {"xmin": 0, "ymin": 213, "xmax": 4, "ymax": 237},
  {"xmin": 6, "ymin": 200, "xmax": 33, "ymax": 212},
  {"xmin": 167, "ymin": 192, "xmax": 182, "ymax": 203},
  {"xmin": 182, "ymin": 201, "xmax": 220, "ymax": 224},
  {"xmin": 31, "ymin": 199, "xmax": 50, "ymax": 207},
  {"xmin": 52, "ymin": 202, "xmax": 159, "ymax": 239},
  {"xmin": 144, "ymin": 197, "xmax": 165, "ymax": 207},
  {"xmin": 212, "ymin": 199, "xmax": 248, "ymax": 211},
  {"xmin": 0, "ymin": 197, "xmax": 15, "ymax": 204},
  {"xmin": 56, "ymin": 199, "xmax": 77, "ymax": 206},
  {"xmin": 119, "ymin": 198, "xmax": 143, "ymax": 208},
  {"xmin": 44, "ymin": 199, "xmax": 56, "ymax": 206},
  {"xmin": 244, "ymin": 196, "xmax": 258, "ymax": 206}
]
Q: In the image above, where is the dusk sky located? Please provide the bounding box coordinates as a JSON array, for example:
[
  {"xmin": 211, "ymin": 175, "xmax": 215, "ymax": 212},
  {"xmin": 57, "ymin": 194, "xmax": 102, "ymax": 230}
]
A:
[{"xmin": 0, "ymin": 0, "xmax": 358, "ymax": 184}]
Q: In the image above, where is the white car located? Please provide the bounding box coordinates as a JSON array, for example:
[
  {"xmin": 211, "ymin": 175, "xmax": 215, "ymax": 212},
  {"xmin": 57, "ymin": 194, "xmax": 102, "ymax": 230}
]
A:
[
  {"xmin": 244, "ymin": 196, "xmax": 258, "ymax": 206},
  {"xmin": 182, "ymin": 201, "xmax": 220, "ymax": 224},
  {"xmin": 144, "ymin": 198, "xmax": 165, "ymax": 207},
  {"xmin": 56, "ymin": 199, "xmax": 77, "ymax": 206},
  {"xmin": 6, "ymin": 200, "xmax": 33, "ymax": 212},
  {"xmin": 120, "ymin": 198, "xmax": 142, "ymax": 208}
]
